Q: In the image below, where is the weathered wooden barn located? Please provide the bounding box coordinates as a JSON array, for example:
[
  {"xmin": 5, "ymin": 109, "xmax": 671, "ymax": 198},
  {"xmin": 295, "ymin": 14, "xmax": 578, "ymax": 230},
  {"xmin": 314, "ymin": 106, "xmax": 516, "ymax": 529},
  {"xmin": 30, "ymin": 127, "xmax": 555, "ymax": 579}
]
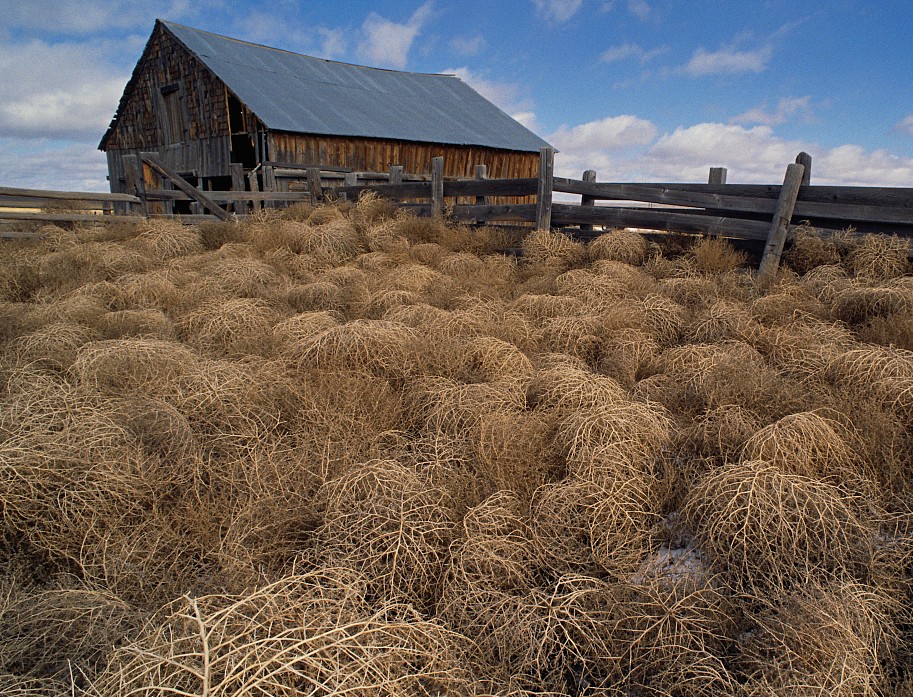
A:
[{"xmin": 99, "ymin": 20, "xmax": 551, "ymax": 198}]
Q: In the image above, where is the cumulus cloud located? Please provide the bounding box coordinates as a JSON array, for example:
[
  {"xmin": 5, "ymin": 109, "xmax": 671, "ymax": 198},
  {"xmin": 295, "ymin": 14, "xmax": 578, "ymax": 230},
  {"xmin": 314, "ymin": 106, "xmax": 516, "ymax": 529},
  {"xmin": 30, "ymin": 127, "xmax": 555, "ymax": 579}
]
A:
[
  {"xmin": 357, "ymin": 2, "xmax": 433, "ymax": 69},
  {"xmin": 731, "ymin": 96, "xmax": 814, "ymax": 126},
  {"xmin": 531, "ymin": 0, "xmax": 583, "ymax": 23},
  {"xmin": 0, "ymin": 39, "xmax": 129, "ymax": 140},
  {"xmin": 0, "ymin": 138, "xmax": 109, "ymax": 191},
  {"xmin": 897, "ymin": 114, "xmax": 913, "ymax": 136},
  {"xmin": 549, "ymin": 117, "xmax": 913, "ymax": 187},
  {"xmin": 682, "ymin": 44, "xmax": 773, "ymax": 76}
]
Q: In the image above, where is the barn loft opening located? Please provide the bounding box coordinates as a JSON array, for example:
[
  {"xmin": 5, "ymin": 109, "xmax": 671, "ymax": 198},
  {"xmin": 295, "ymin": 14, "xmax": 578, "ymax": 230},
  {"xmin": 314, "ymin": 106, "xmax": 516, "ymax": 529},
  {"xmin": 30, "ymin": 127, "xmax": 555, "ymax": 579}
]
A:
[{"xmin": 160, "ymin": 84, "xmax": 185, "ymax": 144}]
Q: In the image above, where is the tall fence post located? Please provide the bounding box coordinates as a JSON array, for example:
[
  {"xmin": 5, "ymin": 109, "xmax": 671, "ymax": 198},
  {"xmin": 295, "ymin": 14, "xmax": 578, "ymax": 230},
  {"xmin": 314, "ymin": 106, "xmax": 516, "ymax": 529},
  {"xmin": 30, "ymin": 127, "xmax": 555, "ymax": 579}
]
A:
[
  {"xmin": 580, "ymin": 169, "xmax": 597, "ymax": 231},
  {"xmin": 708, "ymin": 167, "xmax": 727, "ymax": 185},
  {"xmin": 431, "ymin": 156, "xmax": 444, "ymax": 219},
  {"xmin": 536, "ymin": 146, "xmax": 555, "ymax": 231},
  {"xmin": 795, "ymin": 151, "xmax": 812, "ymax": 186},
  {"xmin": 758, "ymin": 162, "xmax": 805, "ymax": 280}
]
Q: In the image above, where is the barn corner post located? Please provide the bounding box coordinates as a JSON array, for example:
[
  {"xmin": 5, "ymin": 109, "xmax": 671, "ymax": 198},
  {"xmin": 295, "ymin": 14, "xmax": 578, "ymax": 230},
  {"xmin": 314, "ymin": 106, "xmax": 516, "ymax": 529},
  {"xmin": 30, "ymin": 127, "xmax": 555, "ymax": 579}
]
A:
[
  {"xmin": 536, "ymin": 146, "xmax": 555, "ymax": 231},
  {"xmin": 758, "ymin": 162, "xmax": 806, "ymax": 281}
]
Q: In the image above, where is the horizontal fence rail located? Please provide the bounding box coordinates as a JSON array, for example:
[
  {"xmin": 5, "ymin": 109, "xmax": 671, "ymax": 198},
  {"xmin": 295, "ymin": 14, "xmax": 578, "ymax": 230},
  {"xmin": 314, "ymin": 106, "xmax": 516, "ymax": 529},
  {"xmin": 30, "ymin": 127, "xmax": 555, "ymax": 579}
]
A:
[{"xmin": 3, "ymin": 148, "xmax": 912, "ymax": 272}]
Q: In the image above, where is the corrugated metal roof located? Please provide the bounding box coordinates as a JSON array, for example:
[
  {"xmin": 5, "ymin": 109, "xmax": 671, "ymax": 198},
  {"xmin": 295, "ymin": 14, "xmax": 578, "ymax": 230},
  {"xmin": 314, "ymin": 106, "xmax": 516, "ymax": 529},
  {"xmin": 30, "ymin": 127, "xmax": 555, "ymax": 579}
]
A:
[{"xmin": 161, "ymin": 21, "xmax": 551, "ymax": 153}]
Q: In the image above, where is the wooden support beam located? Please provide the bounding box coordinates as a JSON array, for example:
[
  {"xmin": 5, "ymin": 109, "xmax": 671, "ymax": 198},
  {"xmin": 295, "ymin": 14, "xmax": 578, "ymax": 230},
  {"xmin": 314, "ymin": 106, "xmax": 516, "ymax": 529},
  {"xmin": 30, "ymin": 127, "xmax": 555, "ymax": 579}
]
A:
[
  {"xmin": 140, "ymin": 154, "xmax": 232, "ymax": 221},
  {"xmin": 795, "ymin": 151, "xmax": 812, "ymax": 186},
  {"xmin": 758, "ymin": 163, "xmax": 806, "ymax": 280},
  {"xmin": 431, "ymin": 156, "xmax": 444, "ymax": 219},
  {"xmin": 306, "ymin": 167, "xmax": 323, "ymax": 204},
  {"xmin": 536, "ymin": 146, "xmax": 555, "ymax": 231},
  {"xmin": 708, "ymin": 167, "xmax": 728, "ymax": 185},
  {"xmin": 580, "ymin": 169, "xmax": 597, "ymax": 231}
]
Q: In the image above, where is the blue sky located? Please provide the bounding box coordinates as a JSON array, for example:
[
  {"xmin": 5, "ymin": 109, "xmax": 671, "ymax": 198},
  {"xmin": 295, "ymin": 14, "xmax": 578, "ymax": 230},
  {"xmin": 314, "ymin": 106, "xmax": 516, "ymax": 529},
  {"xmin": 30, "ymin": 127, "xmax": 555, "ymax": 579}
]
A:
[{"xmin": 2, "ymin": 0, "xmax": 912, "ymax": 190}]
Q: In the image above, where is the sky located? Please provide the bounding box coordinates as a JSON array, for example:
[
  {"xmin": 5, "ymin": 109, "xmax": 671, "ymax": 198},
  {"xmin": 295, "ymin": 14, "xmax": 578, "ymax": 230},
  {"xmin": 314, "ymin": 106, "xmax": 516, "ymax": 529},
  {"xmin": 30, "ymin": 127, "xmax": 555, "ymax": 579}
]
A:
[{"xmin": 2, "ymin": 0, "xmax": 913, "ymax": 191}]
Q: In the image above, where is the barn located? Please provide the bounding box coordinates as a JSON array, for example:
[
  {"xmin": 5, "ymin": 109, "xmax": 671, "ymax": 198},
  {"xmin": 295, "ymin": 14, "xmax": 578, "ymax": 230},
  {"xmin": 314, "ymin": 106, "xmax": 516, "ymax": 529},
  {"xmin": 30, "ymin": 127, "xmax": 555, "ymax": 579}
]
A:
[{"xmin": 99, "ymin": 19, "xmax": 552, "ymax": 201}]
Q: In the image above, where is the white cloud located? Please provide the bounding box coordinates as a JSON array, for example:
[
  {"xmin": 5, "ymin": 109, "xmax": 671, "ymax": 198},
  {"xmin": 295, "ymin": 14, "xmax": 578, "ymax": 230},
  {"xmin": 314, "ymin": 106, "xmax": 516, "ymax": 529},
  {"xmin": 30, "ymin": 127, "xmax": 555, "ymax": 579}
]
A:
[
  {"xmin": 512, "ymin": 112, "xmax": 540, "ymax": 132},
  {"xmin": 531, "ymin": 0, "xmax": 583, "ymax": 23},
  {"xmin": 317, "ymin": 28, "xmax": 347, "ymax": 58},
  {"xmin": 444, "ymin": 66, "xmax": 532, "ymax": 116},
  {"xmin": 682, "ymin": 44, "xmax": 772, "ymax": 76},
  {"xmin": 897, "ymin": 114, "xmax": 913, "ymax": 136},
  {"xmin": 0, "ymin": 138, "xmax": 109, "ymax": 191},
  {"xmin": 550, "ymin": 118, "xmax": 913, "ymax": 187},
  {"xmin": 550, "ymin": 115, "xmax": 657, "ymax": 152},
  {"xmin": 731, "ymin": 96, "xmax": 814, "ymax": 126},
  {"xmin": 600, "ymin": 42, "xmax": 667, "ymax": 64},
  {"xmin": 627, "ymin": 0, "xmax": 651, "ymax": 20},
  {"xmin": 357, "ymin": 2, "xmax": 433, "ymax": 69},
  {"xmin": 0, "ymin": 39, "xmax": 129, "ymax": 140},
  {"xmin": 450, "ymin": 34, "xmax": 487, "ymax": 57}
]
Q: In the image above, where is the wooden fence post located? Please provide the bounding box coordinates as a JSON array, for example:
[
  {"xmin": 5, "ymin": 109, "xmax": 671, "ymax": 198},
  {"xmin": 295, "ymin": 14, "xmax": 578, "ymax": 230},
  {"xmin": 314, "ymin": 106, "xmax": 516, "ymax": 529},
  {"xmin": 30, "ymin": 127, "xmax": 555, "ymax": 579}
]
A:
[
  {"xmin": 474, "ymin": 165, "xmax": 488, "ymax": 205},
  {"xmin": 389, "ymin": 165, "xmax": 403, "ymax": 186},
  {"xmin": 262, "ymin": 165, "xmax": 277, "ymax": 209},
  {"xmin": 536, "ymin": 146, "xmax": 555, "ymax": 231},
  {"xmin": 431, "ymin": 156, "xmax": 444, "ymax": 219},
  {"xmin": 708, "ymin": 167, "xmax": 727, "ymax": 185},
  {"xmin": 307, "ymin": 167, "xmax": 323, "ymax": 205},
  {"xmin": 795, "ymin": 152, "xmax": 812, "ymax": 186},
  {"xmin": 580, "ymin": 169, "xmax": 597, "ymax": 231},
  {"xmin": 758, "ymin": 162, "xmax": 805, "ymax": 280},
  {"xmin": 339, "ymin": 172, "xmax": 357, "ymax": 202}
]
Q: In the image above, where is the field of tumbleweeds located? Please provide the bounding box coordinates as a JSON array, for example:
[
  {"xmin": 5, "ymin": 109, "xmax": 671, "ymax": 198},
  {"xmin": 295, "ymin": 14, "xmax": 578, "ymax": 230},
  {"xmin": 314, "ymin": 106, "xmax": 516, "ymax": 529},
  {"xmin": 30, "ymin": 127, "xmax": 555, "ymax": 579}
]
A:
[{"xmin": 1, "ymin": 195, "xmax": 912, "ymax": 696}]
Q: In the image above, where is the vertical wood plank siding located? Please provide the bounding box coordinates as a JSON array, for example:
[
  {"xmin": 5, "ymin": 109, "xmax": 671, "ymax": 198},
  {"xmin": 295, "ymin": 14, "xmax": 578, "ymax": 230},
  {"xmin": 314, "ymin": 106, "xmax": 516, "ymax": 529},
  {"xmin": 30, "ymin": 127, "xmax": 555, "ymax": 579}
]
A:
[{"xmin": 267, "ymin": 132, "xmax": 538, "ymax": 180}]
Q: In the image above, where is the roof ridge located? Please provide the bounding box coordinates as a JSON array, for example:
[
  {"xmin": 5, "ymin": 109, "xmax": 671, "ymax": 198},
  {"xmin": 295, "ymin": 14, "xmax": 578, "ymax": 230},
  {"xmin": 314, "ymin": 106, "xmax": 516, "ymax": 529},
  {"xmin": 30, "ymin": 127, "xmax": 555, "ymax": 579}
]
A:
[{"xmin": 158, "ymin": 19, "xmax": 458, "ymax": 78}]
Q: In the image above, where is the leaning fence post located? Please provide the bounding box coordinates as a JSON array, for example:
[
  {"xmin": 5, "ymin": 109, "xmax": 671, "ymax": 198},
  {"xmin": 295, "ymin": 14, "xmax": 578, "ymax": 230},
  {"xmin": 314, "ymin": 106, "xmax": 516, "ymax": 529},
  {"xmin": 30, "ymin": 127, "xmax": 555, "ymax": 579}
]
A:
[
  {"xmin": 758, "ymin": 162, "xmax": 805, "ymax": 280},
  {"xmin": 536, "ymin": 146, "xmax": 555, "ymax": 231},
  {"xmin": 580, "ymin": 169, "xmax": 597, "ymax": 232},
  {"xmin": 431, "ymin": 156, "xmax": 444, "ymax": 219},
  {"xmin": 795, "ymin": 152, "xmax": 812, "ymax": 186}
]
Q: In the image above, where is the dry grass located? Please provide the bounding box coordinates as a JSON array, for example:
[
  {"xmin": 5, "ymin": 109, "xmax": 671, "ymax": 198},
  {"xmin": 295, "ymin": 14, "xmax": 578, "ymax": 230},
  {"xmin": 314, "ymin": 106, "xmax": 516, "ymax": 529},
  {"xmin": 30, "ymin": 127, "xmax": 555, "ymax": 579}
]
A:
[{"xmin": 1, "ymin": 204, "xmax": 912, "ymax": 695}]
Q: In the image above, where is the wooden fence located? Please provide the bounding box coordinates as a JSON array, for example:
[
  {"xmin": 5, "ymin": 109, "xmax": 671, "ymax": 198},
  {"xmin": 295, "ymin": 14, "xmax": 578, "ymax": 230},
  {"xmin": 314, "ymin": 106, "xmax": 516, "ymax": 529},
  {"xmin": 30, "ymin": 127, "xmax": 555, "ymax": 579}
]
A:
[{"xmin": 3, "ymin": 148, "xmax": 912, "ymax": 275}]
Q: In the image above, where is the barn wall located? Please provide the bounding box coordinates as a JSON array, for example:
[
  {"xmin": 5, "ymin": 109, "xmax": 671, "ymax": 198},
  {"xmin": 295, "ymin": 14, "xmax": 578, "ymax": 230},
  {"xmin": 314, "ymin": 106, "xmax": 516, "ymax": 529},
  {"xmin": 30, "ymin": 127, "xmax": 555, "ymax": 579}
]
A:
[
  {"xmin": 103, "ymin": 24, "xmax": 258, "ymax": 190},
  {"xmin": 267, "ymin": 132, "xmax": 540, "ymax": 179}
]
